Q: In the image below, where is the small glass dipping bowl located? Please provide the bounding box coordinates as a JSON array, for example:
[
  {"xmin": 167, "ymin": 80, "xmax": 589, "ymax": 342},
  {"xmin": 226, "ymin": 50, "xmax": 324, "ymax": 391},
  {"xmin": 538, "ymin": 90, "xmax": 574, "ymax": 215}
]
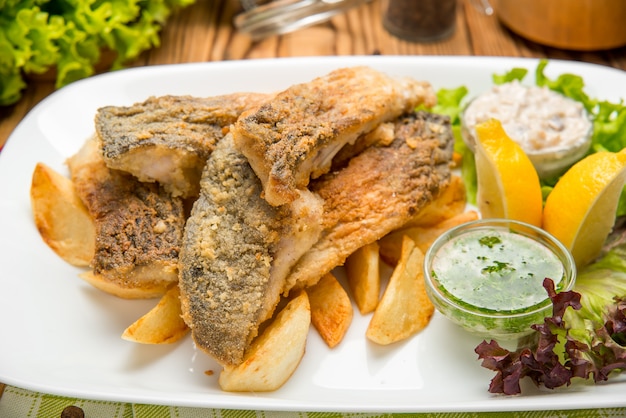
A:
[{"xmin": 424, "ymin": 219, "xmax": 576, "ymax": 342}]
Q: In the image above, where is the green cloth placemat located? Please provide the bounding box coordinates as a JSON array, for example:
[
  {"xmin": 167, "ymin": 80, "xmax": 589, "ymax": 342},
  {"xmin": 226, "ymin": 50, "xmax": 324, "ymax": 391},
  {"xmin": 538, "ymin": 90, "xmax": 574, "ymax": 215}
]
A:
[{"xmin": 2, "ymin": 385, "xmax": 626, "ymax": 418}]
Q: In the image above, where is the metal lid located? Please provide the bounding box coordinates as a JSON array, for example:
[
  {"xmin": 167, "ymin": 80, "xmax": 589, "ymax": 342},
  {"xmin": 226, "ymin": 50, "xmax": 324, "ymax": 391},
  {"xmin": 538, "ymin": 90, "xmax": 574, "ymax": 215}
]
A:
[{"xmin": 234, "ymin": 0, "xmax": 369, "ymax": 40}]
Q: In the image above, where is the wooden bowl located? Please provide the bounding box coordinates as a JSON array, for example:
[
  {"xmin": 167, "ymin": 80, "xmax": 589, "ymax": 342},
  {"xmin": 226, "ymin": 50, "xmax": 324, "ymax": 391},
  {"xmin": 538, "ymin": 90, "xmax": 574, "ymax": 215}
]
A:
[{"xmin": 492, "ymin": 0, "xmax": 626, "ymax": 50}]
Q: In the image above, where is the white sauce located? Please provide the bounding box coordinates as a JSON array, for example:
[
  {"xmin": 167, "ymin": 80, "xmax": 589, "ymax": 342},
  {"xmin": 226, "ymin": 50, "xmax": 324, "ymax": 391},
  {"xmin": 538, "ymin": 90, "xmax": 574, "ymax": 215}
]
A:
[{"xmin": 463, "ymin": 80, "xmax": 592, "ymax": 155}]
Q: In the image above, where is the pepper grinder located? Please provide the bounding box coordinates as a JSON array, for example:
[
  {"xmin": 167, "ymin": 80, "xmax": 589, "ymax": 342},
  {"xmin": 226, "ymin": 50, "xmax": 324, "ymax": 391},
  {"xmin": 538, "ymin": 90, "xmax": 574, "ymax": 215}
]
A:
[{"xmin": 383, "ymin": 0, "xmax": 457, "ymax": 42}]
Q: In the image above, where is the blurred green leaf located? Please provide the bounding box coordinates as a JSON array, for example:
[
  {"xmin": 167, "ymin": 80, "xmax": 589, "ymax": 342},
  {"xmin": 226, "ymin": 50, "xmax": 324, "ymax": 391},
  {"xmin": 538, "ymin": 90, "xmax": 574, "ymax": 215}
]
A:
[{"xmin": 0, "ymin": 0, "xmax": 195, "ymax": 106}]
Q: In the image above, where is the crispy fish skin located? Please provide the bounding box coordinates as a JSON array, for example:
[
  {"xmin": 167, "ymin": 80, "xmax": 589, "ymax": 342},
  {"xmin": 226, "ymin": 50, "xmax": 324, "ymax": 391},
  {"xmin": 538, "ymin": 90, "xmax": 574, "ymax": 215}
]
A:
[
  {"xmin": 179, "ymin": 135, "xmax": 322, "ymax": 366},
  {"xmin": 232, "ymin": 66, "xmax": 436, "ymax": 206},
  {"xmin": 96, "ymin": 93, "xmax": 269, "ymax": 198},
  {"xmin": 285, "ymin": 111, "xmax": 454, "ymax": 292},
  {"xmin": 67, "ymin": 137, "xmax": 184, "ymax": 296}
]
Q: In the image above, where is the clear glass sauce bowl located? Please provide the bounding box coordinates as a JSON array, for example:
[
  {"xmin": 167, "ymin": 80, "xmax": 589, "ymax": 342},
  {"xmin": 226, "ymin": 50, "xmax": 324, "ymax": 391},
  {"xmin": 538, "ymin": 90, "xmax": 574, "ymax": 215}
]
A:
[{"xmin": 424, "ymin": 218, "xmax": 576, "ymax": 343}]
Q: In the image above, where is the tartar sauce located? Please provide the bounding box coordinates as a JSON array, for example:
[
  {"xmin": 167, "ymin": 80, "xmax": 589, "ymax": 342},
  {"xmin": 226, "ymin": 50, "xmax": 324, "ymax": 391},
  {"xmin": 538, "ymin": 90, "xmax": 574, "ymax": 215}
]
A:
[
  {"xmin": 431, "ymin": 228, "xmax": 565, "ymax": 313},
  {"xmin": 463, "ymin": 80, "xmax": 592, "ymax": 155}
]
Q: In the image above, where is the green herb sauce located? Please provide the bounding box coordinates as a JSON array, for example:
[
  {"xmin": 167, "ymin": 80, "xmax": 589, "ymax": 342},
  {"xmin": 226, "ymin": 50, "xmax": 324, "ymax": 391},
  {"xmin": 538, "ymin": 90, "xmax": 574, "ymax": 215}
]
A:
[{"xmin": 431, "ymin": 229, "xmax": 564, "ymax": 312}]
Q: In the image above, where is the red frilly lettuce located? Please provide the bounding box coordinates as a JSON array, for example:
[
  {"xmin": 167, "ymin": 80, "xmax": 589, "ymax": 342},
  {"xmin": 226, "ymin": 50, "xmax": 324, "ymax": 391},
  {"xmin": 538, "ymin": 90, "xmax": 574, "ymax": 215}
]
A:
[{"xmin": 475, "ymin": 239, "xmax": 626, "ymax": 395}]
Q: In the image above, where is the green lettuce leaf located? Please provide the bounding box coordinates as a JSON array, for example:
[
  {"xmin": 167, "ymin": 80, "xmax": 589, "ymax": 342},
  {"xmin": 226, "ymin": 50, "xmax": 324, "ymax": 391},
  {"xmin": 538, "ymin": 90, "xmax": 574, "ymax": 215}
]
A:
[
  {"xmin": 0, "ymin": 0, "xmax": 195, "ymax": 106},
  {"xmin": 424, "ymin": 86, "xmax": 476, "ymax": 203},
  {"xmin": 534, "ymin": 60, "xmax": 626, "ymax": 215},
  {"xmin": 430, "ymin": 86, "xmax": 468, "ymax": 122},
  {"xmin": 451, "ymin": 59, "xmax": 626, "ymax": 210},
  {"xmin": 535, "ymin": 59, "xmax": 595, "ymax": 112},
  {"xmin": 477, "ymin": 271, "xmax": 626, "ymax": 395},
  {"xmin": 493, "ymin": 67, "xmax": 527, "ymax": 84},
  {"xmin": 476, "ymin": 223, "xmax": 626, "ymax": 395}
]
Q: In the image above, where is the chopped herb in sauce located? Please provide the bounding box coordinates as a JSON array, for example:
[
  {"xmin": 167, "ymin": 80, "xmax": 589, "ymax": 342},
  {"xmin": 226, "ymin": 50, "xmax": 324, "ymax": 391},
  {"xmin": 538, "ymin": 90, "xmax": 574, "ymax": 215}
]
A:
[
  {"xmin": 431, "ymin": 229, "xmax": 564, "ymax": 311},
  {"xmin": 479, "ymin": 235, "xmax": 502, "ymax": 249},
  {"xmin": 482, "ymin": 261, "xmax": 514, "ymax": 275}
]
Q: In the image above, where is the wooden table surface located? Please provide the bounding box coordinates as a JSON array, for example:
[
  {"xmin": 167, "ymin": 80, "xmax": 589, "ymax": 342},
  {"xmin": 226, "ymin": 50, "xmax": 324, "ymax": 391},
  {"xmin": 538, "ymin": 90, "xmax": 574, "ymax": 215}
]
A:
[{"xmin": 2, "ymin": 0, "xmax": 626, "ymax": 150}]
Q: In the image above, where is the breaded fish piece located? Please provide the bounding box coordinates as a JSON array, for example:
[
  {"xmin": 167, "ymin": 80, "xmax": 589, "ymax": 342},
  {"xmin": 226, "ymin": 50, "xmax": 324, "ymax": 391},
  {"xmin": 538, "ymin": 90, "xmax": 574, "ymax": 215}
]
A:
[
  {"xmin": 285, "ymin": 111, "xmax": 454, "ymax": 292},
  {"xmin": 67, "ymin": 137, "xmax": 185, "ymax": 298},
  {"xmin": 178, "ymin": 135, "xmax": 323, "ymax": 366},
  {"xmin": 232, "ymin": 66, "xmax": 436, "ymax": 206},
  {"xmin": 96, "ymin": 93, "xmax": 269, "ymax": 198}
]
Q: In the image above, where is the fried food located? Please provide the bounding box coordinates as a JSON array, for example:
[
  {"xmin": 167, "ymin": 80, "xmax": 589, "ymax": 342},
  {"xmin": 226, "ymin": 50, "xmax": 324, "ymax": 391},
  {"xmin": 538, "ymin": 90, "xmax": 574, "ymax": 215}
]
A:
[
  {"xmin": 178, "ymin": 135, "xmax": 322, "ymax": 366},
  {"xmin": 307, "ymin": 273, "xmax": 353, "ymax": 348},
  {"xmin": 122, "ymin": 285, "xmax": 189, "ymax": 344},
  {"xmin": 285, "ymin": 111, "xmax": 454, "ymax": 293},
  {"xmin": 30, "ymin": 162, "xmax": 95, "ymax": 266},
  {"xmin": 404, "ymin": 174, "xmax": 467, "ymax": 228},
  {"xmin": 379, "ymin": 210, "xmax": 480, "ymax": 266},
  {"xmin": 366, "ymin": 235, "xmax": 434, "ymax": 345},
  {"xmin": 28, "ymin": 66, "xmax": 469, "ymax": 393},
  {"xmin": 67, "ymin": 137, "xmax": 184, "ymax": 297},
  {"xmin": 232, "ymin": 66, "xmax": 436, "ymax": 206},
  {"xmin": 78, "ymin": 270, "xmax": 167, "ymax": 299},
  {"xmin": 330, "ymin": 122, "xmax": 396, "ymax": 170},
  {"xmin": 344, "ymin": 241, "xmax": 380, "ymax": 315},
  {"xmin": 96, "ymin": 93, "xmax": 269, "ymax": 198},
  {"xmin": 218, "ymin": 291, "xmax": 310, "ymax": 392}
]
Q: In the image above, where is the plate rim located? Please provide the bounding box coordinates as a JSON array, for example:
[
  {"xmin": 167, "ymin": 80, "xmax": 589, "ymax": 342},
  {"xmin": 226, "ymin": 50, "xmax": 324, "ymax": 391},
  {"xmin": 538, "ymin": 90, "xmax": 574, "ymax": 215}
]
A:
[{"xmin": 2, "ymin": 55, "xmax": 626, "ymax": 413}]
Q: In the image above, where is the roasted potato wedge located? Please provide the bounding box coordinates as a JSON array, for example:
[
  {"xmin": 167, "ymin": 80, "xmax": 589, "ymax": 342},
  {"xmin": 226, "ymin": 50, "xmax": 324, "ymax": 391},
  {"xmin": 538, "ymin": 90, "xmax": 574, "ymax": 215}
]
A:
[
  {"xmin": 366, "ymin": 235, "xmax": 434, "ymax": 345},
  {"xmin": 345, "ymin": 241, "xmax": 380, "ymax": 314},
  {"xmin": 308, "ymin": 273, "xmax": 353, "ymax": 348},
  {"xmin": 122, "ymin": 285, "xmax": 189, "ymax": 344},
  {"xmin": 219, "ymin": 291, "xmax": 311, "ymax": 392},
  {"xmin": 79, "ymin": 270, "xmax": 167, "ymax": 299},
  {"xmin": 30, "ymin": 162, "xmax": 95, "ymax": 266},
  {"xmin": 379, "ymin": 210, "xmax": 479, "ymax": 266}
]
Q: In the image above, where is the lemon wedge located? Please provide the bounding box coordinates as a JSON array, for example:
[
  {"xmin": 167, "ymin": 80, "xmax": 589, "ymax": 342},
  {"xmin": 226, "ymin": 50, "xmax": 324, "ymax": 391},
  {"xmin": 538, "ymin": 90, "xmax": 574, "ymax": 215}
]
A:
[
  {"xmin": 543, "ymin": 149, "xmax": 626, "ymax": 268},
  {"xmin": 473, "ymin": 119, "xmax": 543, "ymax": 227}
]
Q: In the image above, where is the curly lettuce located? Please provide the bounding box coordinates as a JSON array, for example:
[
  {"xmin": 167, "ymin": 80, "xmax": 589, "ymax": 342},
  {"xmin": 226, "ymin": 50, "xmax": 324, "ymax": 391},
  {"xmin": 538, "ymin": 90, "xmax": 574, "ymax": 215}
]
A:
[
  {"xmin": 446, "ymin": 60, "xmax": 626, "ymax": 211},
  {"xmin": 435, "ymin": 60, "xmax": 626, "ymax": 396},
  {"xmin": 475, "ymin": 236, "xmax": 626, "ymax": 395},
  {"xmin": 427, "ymin": 86, "xmax": 475, "ymax": 203},
  {"xmin": 0, "ymin": 0, "xmax": 195, "ymax": 106}
]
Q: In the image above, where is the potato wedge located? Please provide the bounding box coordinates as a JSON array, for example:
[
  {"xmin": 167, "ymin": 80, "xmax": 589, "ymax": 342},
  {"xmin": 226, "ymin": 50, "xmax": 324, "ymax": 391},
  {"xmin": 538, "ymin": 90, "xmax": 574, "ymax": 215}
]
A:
[
  {"xmin": 308, "ymin": 273, "xmax": 353, "ymax": 348},
  {"xmin": 379, "ymin": 210, "xmax": 479, "ymax": 266},
  {"xmin": 366, "ymin": 236, "xmax": 434, "ymax": 345},
  {"xmin": 122, "ymin": 285, "xmax": 189, "ymax": 344},
  {"xmin": 219, "ymin": 291, "xmax": 311, "ymax": 392},
  {"xmin": 344, "ymin": 241, "xmax": 380, "ymax": 314},
  {"xmin": 30, "ymin": 162, "xmax": 95, "ymax": 266},
  {"xmin": 79, "ymin": 270, "xmax": 167, "ymax": 299}
]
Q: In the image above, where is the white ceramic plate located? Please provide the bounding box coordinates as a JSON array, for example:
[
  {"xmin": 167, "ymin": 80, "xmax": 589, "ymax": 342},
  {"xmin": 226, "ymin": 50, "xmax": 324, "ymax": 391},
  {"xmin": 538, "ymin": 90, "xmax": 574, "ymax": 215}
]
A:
[{"xmin": 1, "ymin": 56, "xmax": 625, "ymax": 413}]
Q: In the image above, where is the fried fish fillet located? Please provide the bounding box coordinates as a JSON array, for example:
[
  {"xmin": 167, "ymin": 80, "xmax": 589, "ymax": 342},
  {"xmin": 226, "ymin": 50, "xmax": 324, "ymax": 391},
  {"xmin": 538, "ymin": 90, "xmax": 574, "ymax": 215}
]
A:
[
  {"xmin": 178, "ymin": 135, "xmax": 323, "ymax": 366},
  {"xmin": 285, "ymin": 111, "xmax": 454, "ymax": 292},
  {"xmin": 67, "ymin": 137, "xmax": 185, "ymax": 298},
  {"xmin": 232, "ymin": 66, "xmax": 436, "ymax": 206},
  {"xmin": 96, "ymin": 93, "xmax": 269, "ymax": 198}
]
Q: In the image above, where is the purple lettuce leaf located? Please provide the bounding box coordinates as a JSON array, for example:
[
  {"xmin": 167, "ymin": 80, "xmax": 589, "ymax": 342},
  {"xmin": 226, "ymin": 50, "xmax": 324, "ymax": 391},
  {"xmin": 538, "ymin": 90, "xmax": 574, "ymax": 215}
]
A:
[{"xmin": 475, "ymin": 278, "xmax": 626, "ymax": 395}]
